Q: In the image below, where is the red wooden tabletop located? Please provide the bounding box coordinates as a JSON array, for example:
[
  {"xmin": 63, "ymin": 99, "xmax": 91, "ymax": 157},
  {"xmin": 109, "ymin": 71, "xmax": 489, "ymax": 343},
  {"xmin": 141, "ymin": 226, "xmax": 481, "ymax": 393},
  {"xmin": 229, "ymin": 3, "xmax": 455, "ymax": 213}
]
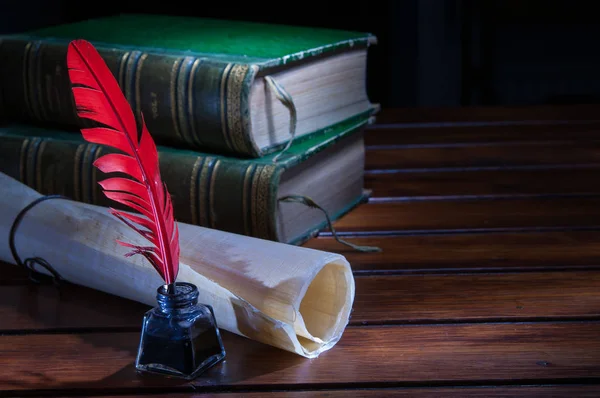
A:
[{"xmin": 3, "ymin": 104, "xmax": 600, "ymax": 397}]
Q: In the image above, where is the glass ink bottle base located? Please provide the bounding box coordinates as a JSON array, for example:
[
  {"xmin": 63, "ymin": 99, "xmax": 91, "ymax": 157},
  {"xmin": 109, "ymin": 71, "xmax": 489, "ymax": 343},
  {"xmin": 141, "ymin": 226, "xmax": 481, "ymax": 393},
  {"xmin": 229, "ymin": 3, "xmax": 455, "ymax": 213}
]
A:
[{"xmin": 135, "ymin": 282, "xmax": 226, "ymax": 379}]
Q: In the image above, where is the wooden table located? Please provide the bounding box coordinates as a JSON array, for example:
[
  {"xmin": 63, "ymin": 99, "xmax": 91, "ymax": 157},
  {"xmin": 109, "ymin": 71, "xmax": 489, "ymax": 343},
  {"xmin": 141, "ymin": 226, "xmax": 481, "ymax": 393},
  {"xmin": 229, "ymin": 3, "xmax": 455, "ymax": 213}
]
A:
[{"xmin": 3, "ymin": 104, "xmax": 600, "ymax": 396}]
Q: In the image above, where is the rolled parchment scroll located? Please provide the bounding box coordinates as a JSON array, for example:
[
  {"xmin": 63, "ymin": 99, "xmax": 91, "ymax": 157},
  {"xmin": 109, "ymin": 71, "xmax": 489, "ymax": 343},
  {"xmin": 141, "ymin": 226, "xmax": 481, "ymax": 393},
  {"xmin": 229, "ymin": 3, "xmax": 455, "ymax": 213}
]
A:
[{"xmin": 0, "ymin": 172, "xmax": 355, "ymax": 358}]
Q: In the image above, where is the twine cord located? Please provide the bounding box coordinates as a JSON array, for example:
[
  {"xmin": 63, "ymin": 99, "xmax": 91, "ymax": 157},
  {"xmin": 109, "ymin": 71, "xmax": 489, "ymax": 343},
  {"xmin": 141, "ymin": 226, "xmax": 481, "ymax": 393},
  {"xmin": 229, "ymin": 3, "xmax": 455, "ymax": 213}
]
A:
[
  {"xmin": 9, "ymin": 195, "xmax": 68, "ymax": 286},
  {"xmin": 278, "ymin": 195, "xmax": 382, "ymax": 253}
]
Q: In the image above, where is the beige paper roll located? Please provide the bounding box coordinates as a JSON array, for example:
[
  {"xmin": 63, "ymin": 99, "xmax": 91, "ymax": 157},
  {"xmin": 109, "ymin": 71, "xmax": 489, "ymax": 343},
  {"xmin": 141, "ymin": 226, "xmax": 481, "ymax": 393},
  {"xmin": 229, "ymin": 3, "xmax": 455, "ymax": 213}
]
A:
[{"xmin": 0, "ymin": 172, "xmax": 355, "ymax": 358}]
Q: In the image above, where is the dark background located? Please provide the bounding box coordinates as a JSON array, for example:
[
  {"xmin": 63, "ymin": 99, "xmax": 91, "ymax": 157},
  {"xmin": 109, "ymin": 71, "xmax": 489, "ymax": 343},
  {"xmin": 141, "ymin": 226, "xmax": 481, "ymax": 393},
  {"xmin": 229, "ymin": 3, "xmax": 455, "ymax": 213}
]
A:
[{"xmin": 2, "ymin": 0, "xmax": 599, "ymax": 109}]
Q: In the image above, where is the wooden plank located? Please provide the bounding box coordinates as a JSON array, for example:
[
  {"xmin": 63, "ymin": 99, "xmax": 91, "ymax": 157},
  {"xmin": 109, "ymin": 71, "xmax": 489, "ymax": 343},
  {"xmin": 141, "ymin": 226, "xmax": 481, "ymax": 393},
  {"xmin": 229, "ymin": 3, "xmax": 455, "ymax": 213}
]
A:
[
  {"xmin": 3, "ymin": 268, "xmax": 599, "ymax": 332},
  {"xmin": 365, "ymin": 168, "xmax": 600, "ymax": 198},
  {"xmin": 0, "ymin": 278, "xmax": 146, "ymax": 330},
  {"xmin": 94, "ymin": 385, "xmax": 600, "ymax": 397},
  {"xmin": 331, "ymin": 198, "xmax": 600, "ymax": 234},
  {"xmin": 304, "ymin": 231, "xmax": 600, "ymax": 273},
  {"xmin": 1, "ymin": 263, "xmax": 29, "ymax": 283},
  {"xmin": 374, "ymin": 104, "xmax": 600, "ymax": 124},
  {"xmin": 351, "ymin": 272, "xmax": 600, "ymax": 325},
  {"xmin": 365, "ymin": 142, "xmax": 600, "ymax": 170},
  {"xmin": 364, "ymin": 122, "xmax": 600, "ymax": 147},
  {"xmin": 2, "ymin": 323, "xmax": 600, "ymax": 392}
]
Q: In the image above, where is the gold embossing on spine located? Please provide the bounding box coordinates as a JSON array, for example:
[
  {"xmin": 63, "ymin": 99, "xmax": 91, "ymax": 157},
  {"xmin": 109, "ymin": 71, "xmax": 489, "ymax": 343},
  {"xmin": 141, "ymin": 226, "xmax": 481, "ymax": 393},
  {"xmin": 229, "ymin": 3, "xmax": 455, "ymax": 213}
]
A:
[
  {"xmin": 26, "ymin": 41, "xmax": 44, "ymax": 121},
  {"xmin": 53, "ymin": 63, "xmax": 63, "ymax": 119},
  {"xmin": 187, "ymin": 58, "xmax": 202, "ymax": 146},
  {"xmin": 124, "ymin": 51, "xmax": 142, "ymax": 110},
  {"xmin": 73, "ymin": 144, "xmax": 86, "ymax": 202},
  {"xmin": 35, "ymin": 140, "xmax": 48, "ymax": 192},
  {"xmin": 250, "ymin": 166, "xmax": 259, "ymax": 237},
  {"xmin": 258, "ymin": 165, "xmax": 277, "ymax": 239},
  {"xmin": 118, "ymin": 52, "xmax": 130, "ymax": 89},
  {"xmin": 45, "ymin": 72, "xmax": 54, "ymax": 114},
  {"xmin": 250, "ymin": 165, "xmax": 276, "ymax": 240},
  {"xmin": 176, "ymin": 57, "xmax": 195, "ymax": 145},
  {"xmin": 35, "ymin": 43, "xmax": 48, "ymax": 121},
  {"xmin": 220, "ymin": 63, "xmax": 234, "ymax": 150},
  {"xmin": 19, "ymin": 139, "xmax": 30, "ymax": 184},
  {"xmin": 189, "ymin": 157, "xmax": 203, "ymax": 225},
  {"xmin": 135, "ymin": 53, "xmax": 148, "ymax": 121},
  {"xmin": 0, "ymin": 39, "xmax": 3, "ymax": 114},
  {"xmin": 92, "ymin": 147, "xmax": 103, "ymax": 204},
  {"xmin": 226, "ymin": 64, "xmax": 251, "ymax": 154},
  {"xmin": 25, "ymin": 137, "xmax": 41, "ymax": 189},
  {"xmin": 150, "ymin": 92, "xmax": 159, "ymax": 119},
  {"xmin": 241, "ymin": 164, "xmax": 255, "ymax": 236},
  {"xmin": 208, "ymin": 160, "xmax": 221, "ymax": 229},
  {"xmin": 170, "ymin": 58, "xmax": 184, "ymax": 142},
  {"xmin": 26, "ymin": 42, "xmax": 36, "ymax": 119},
  {"xmin": 22, "ymin": 42, "xmax": 33, "ymax": 119},
  {"xmin": 81, "ymin": 144, "xmax": 96, "ymax": 203},
  {"xmin": 198, "ymin": 157, "xmax": 215, "ymax": 227}
]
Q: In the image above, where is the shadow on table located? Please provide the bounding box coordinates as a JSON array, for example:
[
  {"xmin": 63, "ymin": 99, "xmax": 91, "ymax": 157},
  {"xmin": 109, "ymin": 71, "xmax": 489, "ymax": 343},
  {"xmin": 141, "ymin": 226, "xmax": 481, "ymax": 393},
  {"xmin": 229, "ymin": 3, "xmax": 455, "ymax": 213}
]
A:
[
  {"xmin": 0, "ymin": 270, "xmax": 307, "ymax": 393},
  {"xmin": 1, "ymin": 325, "xmax": 304, "ymax": 393}
]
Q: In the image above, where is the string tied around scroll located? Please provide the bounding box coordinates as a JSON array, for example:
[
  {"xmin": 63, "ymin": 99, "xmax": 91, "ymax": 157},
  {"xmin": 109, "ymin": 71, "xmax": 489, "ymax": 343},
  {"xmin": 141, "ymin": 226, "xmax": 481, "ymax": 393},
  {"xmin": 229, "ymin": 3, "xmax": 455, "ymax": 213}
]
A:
[
  {"xmin": 9, "ymin": 195, "xmax": 69, "ymax": 286},
  {"xmin": 278, "ymin": 195, "xmax": 382, "ymax": 253},
  {"xmin": 264, "ymin": 75, "xmax": 297, "ymax": 163}
]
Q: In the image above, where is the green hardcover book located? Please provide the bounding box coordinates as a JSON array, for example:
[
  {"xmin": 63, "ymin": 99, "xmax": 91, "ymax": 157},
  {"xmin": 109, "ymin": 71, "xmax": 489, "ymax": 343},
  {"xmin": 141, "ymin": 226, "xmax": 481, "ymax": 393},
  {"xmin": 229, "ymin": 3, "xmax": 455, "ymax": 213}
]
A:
[
  {"xmin": 0, "ymin": 14, "xmax": 378, "ymax": 158},
  {"xmin": 0, "ymin": 113, "xmax": 372, "ymax": 245}
]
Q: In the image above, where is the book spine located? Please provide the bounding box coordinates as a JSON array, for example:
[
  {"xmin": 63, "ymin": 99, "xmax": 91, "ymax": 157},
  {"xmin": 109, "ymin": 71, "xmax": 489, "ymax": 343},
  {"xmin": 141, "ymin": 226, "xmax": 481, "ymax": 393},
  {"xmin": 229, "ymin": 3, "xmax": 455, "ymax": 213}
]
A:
[
  {"xmin": 0, "ymin": 38, "xmax": 260, "ymax": 157},
  {"xmin": 0, "ymin": 134, "xmax": 281, "ymax": 241},
  {"xmin": 0, "ymin": 38, "xmax": 10, "ymax": 123}
]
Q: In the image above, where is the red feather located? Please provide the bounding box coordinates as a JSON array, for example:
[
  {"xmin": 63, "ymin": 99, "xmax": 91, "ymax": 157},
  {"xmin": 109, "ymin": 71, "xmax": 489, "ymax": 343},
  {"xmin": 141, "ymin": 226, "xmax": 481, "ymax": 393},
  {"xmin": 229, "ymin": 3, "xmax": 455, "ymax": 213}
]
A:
[{"xmin": 66, "ymin": 39, "xmax": 180, "ymax": 285}]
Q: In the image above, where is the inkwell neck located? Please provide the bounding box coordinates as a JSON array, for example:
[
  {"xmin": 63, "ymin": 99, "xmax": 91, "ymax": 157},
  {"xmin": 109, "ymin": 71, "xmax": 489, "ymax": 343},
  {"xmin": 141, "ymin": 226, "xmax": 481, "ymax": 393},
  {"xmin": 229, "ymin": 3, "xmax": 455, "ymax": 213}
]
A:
[{"xmin": 157, "ymin": 282, "xmax": 199, "ymax": 312}]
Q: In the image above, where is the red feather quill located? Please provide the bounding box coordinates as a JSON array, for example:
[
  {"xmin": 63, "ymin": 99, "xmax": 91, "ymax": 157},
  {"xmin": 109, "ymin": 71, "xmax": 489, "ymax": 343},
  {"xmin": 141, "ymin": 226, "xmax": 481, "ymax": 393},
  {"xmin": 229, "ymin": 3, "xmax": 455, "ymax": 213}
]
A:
[{"xmin": 66, "ymin": 39, "xmax": 180, "ymax": 286}]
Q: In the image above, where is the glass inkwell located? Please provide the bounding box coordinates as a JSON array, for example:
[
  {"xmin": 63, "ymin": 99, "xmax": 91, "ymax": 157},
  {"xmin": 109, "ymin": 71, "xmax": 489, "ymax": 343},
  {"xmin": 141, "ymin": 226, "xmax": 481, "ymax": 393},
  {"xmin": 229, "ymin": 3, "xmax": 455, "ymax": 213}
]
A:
[{"xmin": 135, "ymin": 282, "xmax": 226, "ymax": 379}]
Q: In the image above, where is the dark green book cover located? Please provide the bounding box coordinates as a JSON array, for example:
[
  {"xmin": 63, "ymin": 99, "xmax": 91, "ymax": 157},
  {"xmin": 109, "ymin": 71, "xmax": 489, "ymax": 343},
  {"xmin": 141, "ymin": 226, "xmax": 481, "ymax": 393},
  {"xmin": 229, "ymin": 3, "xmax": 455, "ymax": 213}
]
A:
[
  {"xmin": 0, "ymin": 112, "xmax": 372, "ymax": 245},
  {"xmin": 0, "ymin": 14, "xmax": 377, "ymax": 157}
]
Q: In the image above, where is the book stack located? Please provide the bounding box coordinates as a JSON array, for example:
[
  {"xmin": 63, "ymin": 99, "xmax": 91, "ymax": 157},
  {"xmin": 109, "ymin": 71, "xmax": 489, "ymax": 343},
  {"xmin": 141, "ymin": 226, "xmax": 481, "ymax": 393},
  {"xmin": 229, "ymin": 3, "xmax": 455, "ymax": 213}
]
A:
[{"xmin": 0, "ymin": 14, "xmax": 379, "ymax": 246}]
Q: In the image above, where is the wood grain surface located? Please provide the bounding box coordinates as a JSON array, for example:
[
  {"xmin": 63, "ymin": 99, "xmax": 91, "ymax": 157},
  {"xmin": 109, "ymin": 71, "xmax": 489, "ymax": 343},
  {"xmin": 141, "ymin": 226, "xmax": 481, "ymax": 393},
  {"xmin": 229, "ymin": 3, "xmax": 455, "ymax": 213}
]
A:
[
  {"xmin": 330, "ymin": 197, "xmax": 600, "ymax": 233},
  {"xmin": 93, "ymin": 386, "xmax": 600, "ymax": 397},
  {"xmin": 2, "ymin": 323, "xmax": 600, "ymax": 394},
  {"xmin": 365, "ymin": 122, "xmax": 600, "ymax": 146},
  {"xmin": 305, "ymin": 231, "xmax": 600, "ymax": 273},
  {"xmin": 3, "ymin": 269, "xmax": 599, "ymax": 332},
  {"xmin": 365, "ymin": 167, "xmax": 600, "ymax": 198},
  {"xmin": 3, "ymin": 104, "xmax": 600, "ymax": 397},
  {"xmin": 365, "ymin": 142, "xmax": 600, "ymax": 170},
  {"xmin": 372, "ymin": 104, "xmax": 600, "ymax": 123}
]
